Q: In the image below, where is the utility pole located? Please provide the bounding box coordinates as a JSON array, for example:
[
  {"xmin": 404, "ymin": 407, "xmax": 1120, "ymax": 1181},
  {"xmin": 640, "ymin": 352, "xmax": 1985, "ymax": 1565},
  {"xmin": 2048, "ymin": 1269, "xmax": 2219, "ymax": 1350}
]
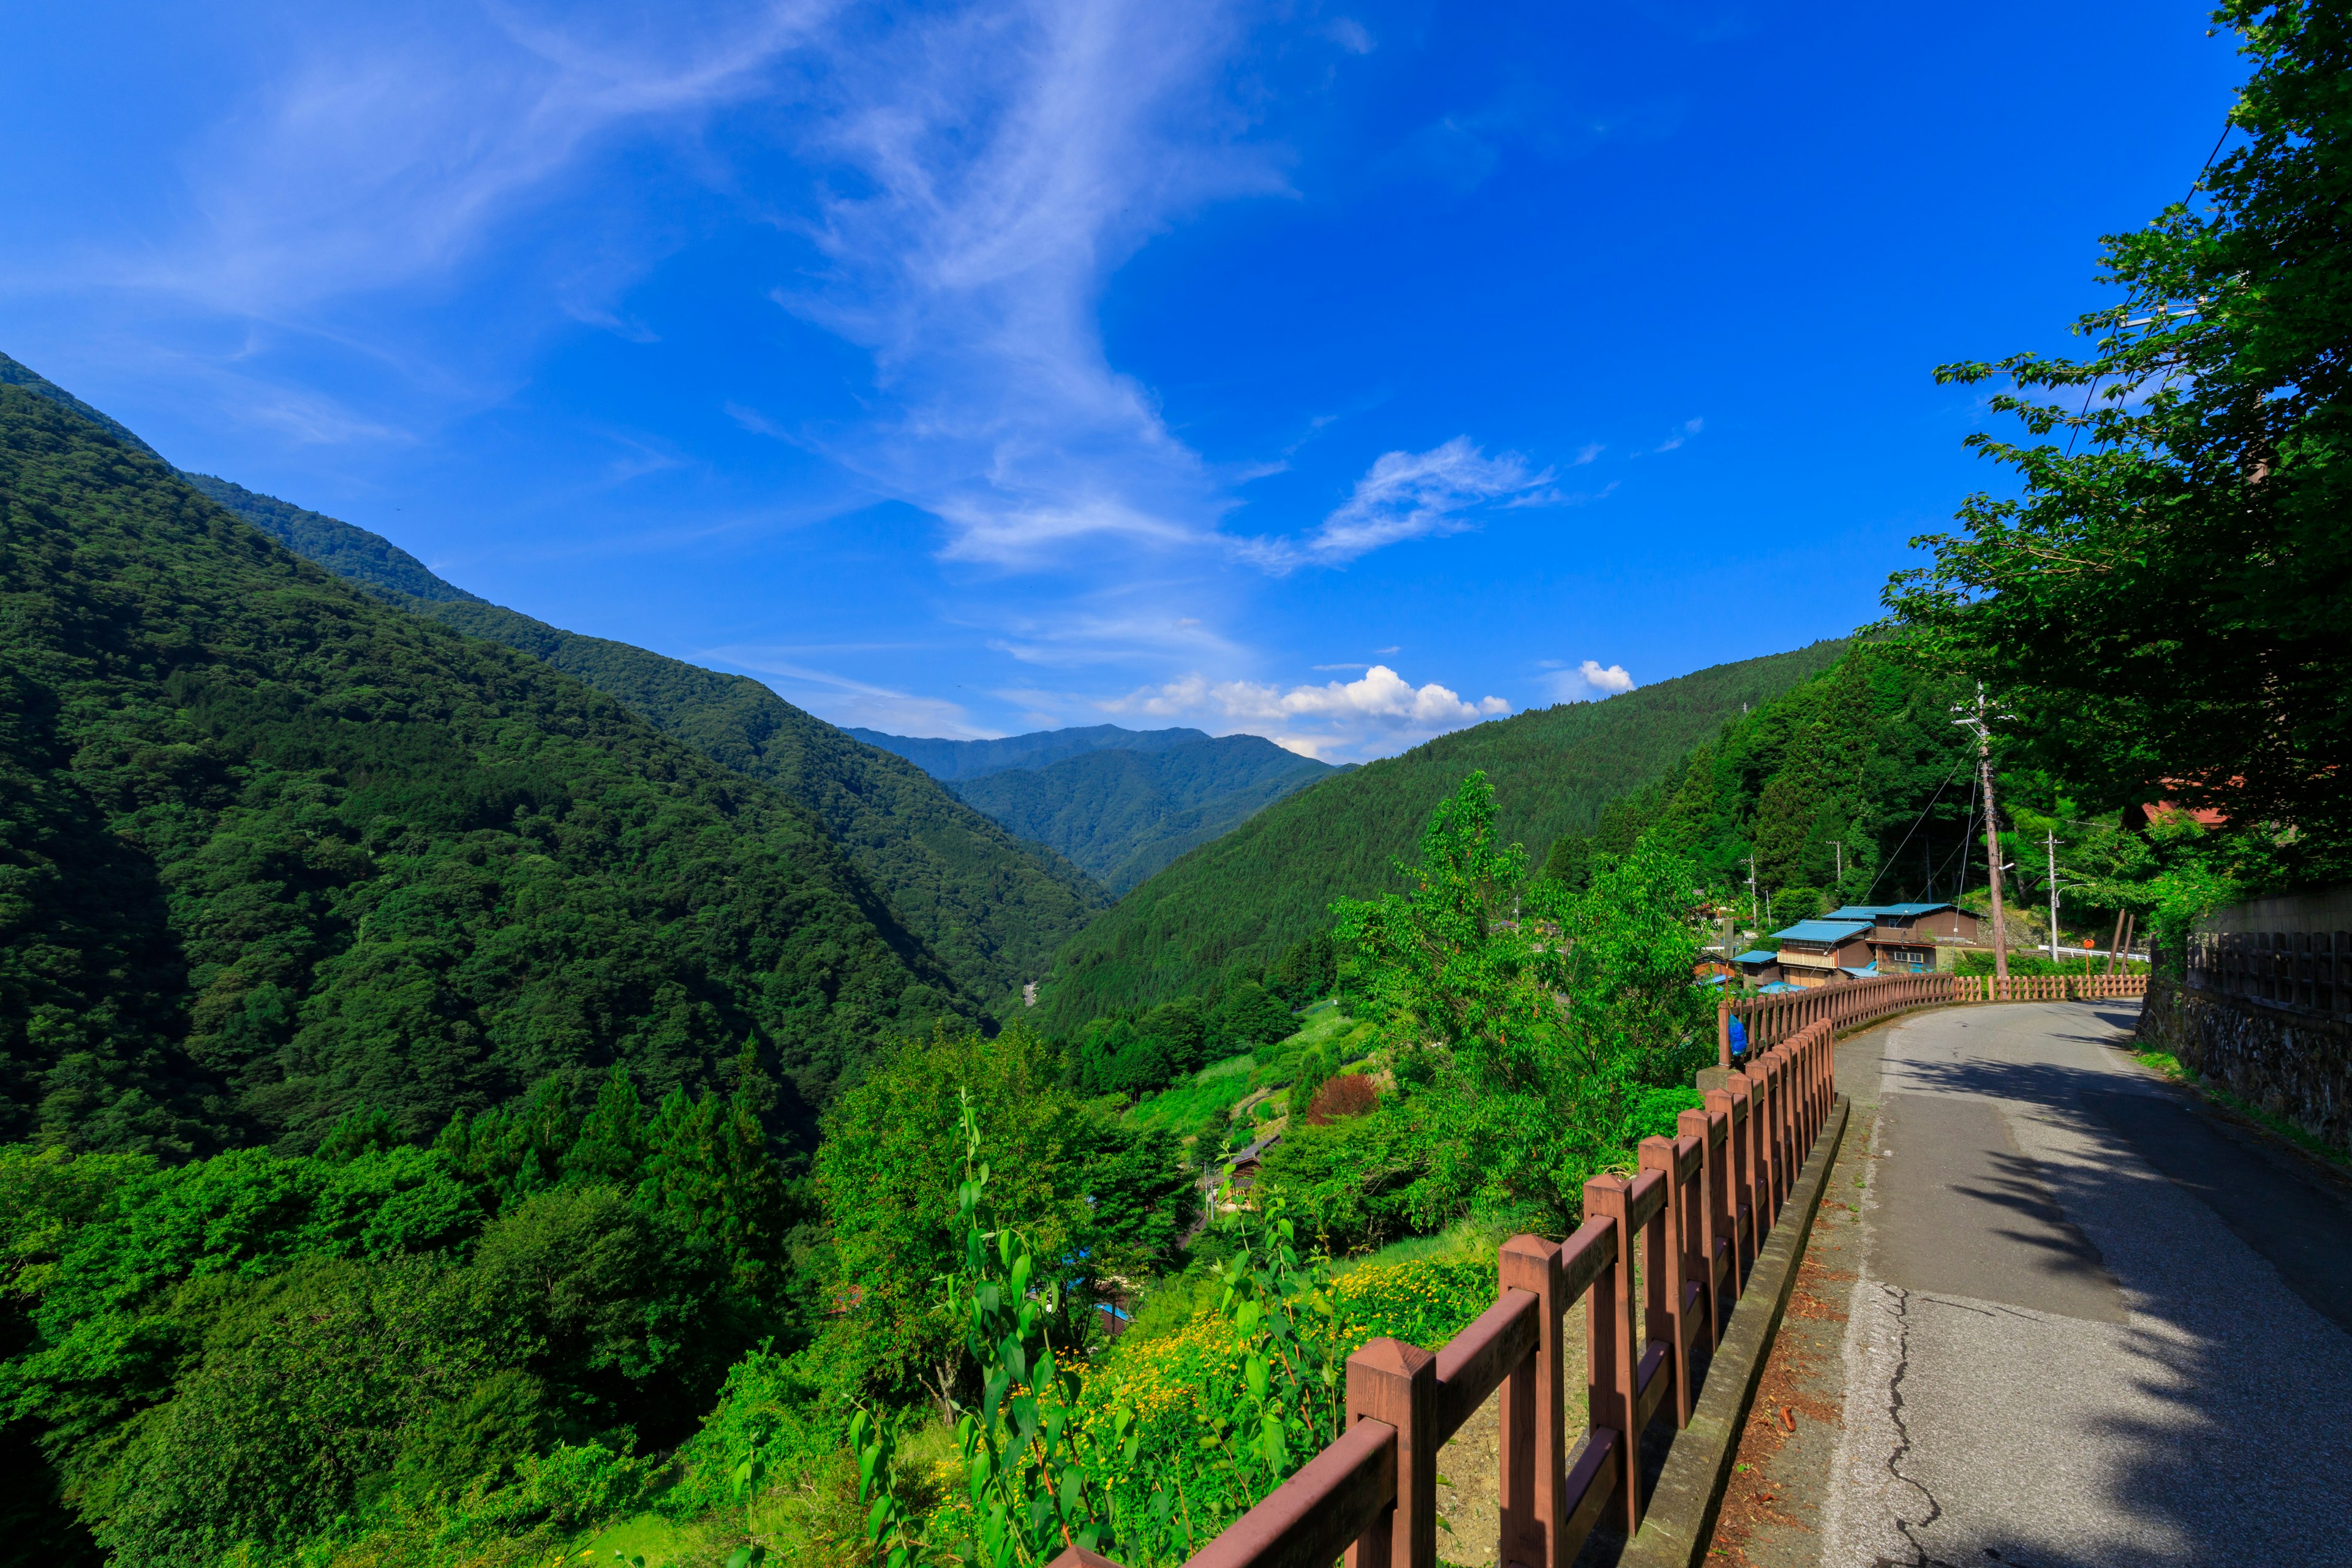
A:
[
  {"xmin": 2043, "ymin": 829, "xmax": 2064, "ymax": 963},
  {"xmin": 1831, "ymin": 840, "xmax": 1844, "ymax": 895},
  {"xmin": 1747, "ymin": 853, "xmax": 1759, "ymax": 929},
  {"xmin": 1953, "ymin": 684, "xmax": 2012, "ymax": 984}
]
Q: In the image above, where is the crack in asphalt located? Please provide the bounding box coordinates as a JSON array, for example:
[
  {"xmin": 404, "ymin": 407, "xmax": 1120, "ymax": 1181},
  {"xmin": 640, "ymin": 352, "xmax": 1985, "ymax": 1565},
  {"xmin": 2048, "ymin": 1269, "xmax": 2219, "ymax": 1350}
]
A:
[{"xmin": 1872, "ymin": 1284, "xmax": 1962, "ymax": 1568}]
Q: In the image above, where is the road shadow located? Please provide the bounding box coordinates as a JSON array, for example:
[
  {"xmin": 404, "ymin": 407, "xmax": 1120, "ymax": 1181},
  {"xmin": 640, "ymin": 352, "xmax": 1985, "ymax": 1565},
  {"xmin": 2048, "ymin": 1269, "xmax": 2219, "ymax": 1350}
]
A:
[{"xmin": 1864, "ymin": 1007, "xmax": 2352, "ymax": 1565}]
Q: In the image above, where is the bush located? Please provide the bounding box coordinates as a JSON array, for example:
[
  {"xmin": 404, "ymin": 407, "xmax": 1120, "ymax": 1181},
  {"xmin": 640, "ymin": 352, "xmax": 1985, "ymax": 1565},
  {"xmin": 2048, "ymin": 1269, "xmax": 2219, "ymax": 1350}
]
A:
[
  {"xmin": 1626, "ymin": 1085, "xmax": 1704, "ymax": 1145},
  {"xmin": 1304, "ymin": 1074, "xmax": 1378, "ymax": 1126},
  {"xmin": 1774, "ymin": 886, "xmax": 1824, "ymax": 924}
]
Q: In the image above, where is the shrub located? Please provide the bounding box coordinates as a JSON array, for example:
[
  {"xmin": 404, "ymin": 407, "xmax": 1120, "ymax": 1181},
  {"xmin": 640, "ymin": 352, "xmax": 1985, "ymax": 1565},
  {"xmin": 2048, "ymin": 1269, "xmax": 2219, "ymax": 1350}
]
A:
[{"xmin": 1304, "ymin": 1075, "xmax": 1378, "ymax": 1126}]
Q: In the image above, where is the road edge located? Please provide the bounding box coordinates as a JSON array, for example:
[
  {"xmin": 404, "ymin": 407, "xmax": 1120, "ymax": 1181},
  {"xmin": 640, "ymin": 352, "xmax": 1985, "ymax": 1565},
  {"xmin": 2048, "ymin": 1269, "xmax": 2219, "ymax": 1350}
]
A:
[{"xmin": 1618, "ymin": 1093, "xmax": 1853, "ymax": 1568}]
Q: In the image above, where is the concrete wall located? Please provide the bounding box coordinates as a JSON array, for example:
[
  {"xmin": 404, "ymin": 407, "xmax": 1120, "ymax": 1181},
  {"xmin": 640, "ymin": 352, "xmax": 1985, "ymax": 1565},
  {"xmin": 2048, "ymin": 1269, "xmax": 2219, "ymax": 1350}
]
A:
[{"xmin": 2138, "ymin": 975, "xmax": 2352, "ymax": 1156}]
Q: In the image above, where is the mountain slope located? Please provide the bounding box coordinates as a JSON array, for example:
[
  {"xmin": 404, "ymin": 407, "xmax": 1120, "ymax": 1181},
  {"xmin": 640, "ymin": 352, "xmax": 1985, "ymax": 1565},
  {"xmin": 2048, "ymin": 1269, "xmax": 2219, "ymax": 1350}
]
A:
[
  {"xmin": 1038, "ymin": 642, "xmax": 1849, "ymax": 1027},
  {"xmin": 848, "ymin": 723, "xmax": 1213, "ymax": 781},
  {"xmin": 179, "ymin": 473, "xmax": 1108, "ymax": 1017},
  {"xmin": 950, "ymin": 734, "xmax": 1338, "ymax": 892},
  {"xmin": 0, "ymin": 382, "xmax": 973, "ymax": 1155}
]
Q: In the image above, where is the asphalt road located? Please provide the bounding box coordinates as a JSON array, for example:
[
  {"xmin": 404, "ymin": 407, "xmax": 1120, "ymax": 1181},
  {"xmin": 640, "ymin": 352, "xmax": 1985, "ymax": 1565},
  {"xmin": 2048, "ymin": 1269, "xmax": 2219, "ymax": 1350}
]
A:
[{"xmin": 1820, "ymin": 998, "xmax": 2352, "ymax": 1568}]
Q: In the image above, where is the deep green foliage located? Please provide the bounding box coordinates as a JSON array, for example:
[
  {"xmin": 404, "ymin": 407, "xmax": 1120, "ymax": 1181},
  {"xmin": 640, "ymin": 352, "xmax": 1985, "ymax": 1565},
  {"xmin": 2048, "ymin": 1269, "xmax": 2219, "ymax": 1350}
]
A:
[
  {"xmin": 0, "ymin": 385, "xmax": 973, "ymax": 1156},
  {"xmin": 1884, "ymin": 3, "xmax": 2352, "ymax": 865},
  {"xmin": 1038, "ymin": 642, "xmax": 1845, "ymax": 1027},
  {"xmin": 948, "ymin": 736, "xmax": 1337, "ymax": 893},
  {"xmin": 1275, "ymin": 775, "xmax": 1713, "ymax": 1240},
  {"xmin": 0, "ymin": 1058, "xmax": 791, "ymax": 1565},
  {"xmin": 811, "ymin": 1025, "xmax": 1194, "ymax": 1414},
  {"xmin": 1065, "ymin": 979, "xmax": 1303, "ymax": 1101},
  {"xmin": 1593, "ymin": 647, "xmax": 1982, "ymax": 912},
  {"xmin": 184, "ymin": 473, "xmax": 1109, "ymax": 1018},
  {"xmin": 0, "ymin": 354, "xmax": 164, "ymax": 462}
]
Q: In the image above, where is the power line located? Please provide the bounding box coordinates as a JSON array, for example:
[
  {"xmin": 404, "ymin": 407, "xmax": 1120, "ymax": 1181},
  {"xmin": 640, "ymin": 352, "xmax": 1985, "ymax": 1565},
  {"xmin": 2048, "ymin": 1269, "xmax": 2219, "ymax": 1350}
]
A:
[
  {"xmin": 1856, "ymin": 752, "xmax": 1969, "ymax": 905},
  {"xmin": 2062, "ymin": 117, "xmax": 2236, "ymax": 459}
]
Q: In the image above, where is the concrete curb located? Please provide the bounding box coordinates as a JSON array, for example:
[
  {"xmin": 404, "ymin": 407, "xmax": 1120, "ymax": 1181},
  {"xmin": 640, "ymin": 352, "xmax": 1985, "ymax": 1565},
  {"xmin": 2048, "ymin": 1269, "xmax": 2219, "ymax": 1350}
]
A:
[{"xmin": 1617, "ymin": 1093, "xmax": 1852, "ymax": 1568}]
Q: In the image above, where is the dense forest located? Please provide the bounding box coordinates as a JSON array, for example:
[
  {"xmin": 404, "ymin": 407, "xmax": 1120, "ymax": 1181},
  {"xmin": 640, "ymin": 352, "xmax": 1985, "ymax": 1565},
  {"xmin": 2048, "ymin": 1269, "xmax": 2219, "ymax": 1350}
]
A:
[
  {"xmin": 947, "ymin": 733, "xmax": 1336, "ymax": 892},
  {"xmin": 179, "ymin": 473, "xmax": 1107, "ymax": 1019},
  {"xmin": 0, "ymin": 383, "xmax": 972, "ymax": 1158},
  {"xmin": 1037, "ymin": 640, "xmax": 1845, "ymax": 1028}
]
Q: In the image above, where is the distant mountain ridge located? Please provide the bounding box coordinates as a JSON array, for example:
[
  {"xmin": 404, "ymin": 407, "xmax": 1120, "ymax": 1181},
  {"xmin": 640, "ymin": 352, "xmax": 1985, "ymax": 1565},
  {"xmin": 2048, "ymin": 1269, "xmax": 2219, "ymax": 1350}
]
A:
[
  {"xmin": 848, "ymin": 723, "xmax": 1214, "ymax": 782},
  {"xmin": 169, "ymin": 472, "xmax": 1106, "ymax": 1018},
  {"xmin": 948, "ymin": 734, "xmax": 1342, "ymax": 892},
  {"xmin": 1039, "ymin": 641, "xmax": 1849, "ymax": 1027}
]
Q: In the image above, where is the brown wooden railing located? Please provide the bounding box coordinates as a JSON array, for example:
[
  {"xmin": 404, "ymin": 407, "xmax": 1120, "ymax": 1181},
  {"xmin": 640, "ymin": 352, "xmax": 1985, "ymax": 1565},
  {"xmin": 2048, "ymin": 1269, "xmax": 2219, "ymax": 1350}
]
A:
[
  {"xmin": 1052, "ymin": 1021, "xmax": 1844, "ymax": 1568},
  {"xmin": 1722, "ymin": 969, "xmax": 2149, "ymax": 1058}
]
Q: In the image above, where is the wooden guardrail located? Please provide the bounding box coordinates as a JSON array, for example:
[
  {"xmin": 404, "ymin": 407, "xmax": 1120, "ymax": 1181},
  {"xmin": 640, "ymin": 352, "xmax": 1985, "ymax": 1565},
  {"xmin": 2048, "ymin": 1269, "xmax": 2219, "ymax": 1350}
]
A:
[
  {"xmin": 1724, "ymin": 969, "xmax": 2149, "ymax": 1057},
  {"xmin": 1051, "ymin": 1020, "xmax": 1842, "ymax": 1568}
]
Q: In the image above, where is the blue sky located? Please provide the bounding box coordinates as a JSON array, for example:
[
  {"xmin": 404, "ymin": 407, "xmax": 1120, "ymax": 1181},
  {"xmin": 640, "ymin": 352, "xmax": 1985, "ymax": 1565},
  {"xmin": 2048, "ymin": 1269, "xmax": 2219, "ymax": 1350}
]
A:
[{"xmin": 2, "ymin": 1, "xmax": 2242, "ymax": 760}]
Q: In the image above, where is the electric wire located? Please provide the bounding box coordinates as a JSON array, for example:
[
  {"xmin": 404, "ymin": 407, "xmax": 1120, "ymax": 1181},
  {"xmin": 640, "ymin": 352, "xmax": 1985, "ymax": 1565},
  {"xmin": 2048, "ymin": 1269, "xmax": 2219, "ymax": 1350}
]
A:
[
  {"xmin": 1855, "ymin": 752, "xmax": 1969, "ymax": 907},
  {"xmin": 2062, "ymin": 118, "xmax": 2236, "ymax": 459}
]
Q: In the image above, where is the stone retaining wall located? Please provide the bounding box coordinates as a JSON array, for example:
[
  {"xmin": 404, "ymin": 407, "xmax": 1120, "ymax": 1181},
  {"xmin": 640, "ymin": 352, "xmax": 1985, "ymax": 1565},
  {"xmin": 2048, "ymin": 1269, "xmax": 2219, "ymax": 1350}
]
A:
[{"xmin": 2138, "ymin": 975, "xmax": 2352, "ymax": 1155}]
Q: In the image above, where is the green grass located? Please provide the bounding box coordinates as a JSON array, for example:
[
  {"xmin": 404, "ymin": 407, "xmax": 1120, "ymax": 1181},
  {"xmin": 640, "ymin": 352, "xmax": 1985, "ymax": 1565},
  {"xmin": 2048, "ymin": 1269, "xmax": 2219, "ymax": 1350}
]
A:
[
  {"xmin": 1333, "ymin": 1218, "xmax": 1513, "ymax": 1277},
  {"xmin": 580, "ymin": 1510, "xmax": 695, "ymax": 1566},
  {"xmin": 1127, "ymin": 1052, "xmax": 1259, "ymax": 1139},
  {"xmin": 2131, "ymin": 1047, "xmax": 2349, "ymax": 1167},
  {"xmin": 1125, "ymin": 1005, "xmax": 1382, "ymax": 1142}
]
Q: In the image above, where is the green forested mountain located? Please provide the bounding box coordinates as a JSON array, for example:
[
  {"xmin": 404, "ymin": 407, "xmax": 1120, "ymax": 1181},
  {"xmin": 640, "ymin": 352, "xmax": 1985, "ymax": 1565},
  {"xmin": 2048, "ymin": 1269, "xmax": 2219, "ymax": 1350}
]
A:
[
  {"xmin": 1597, "ymin": 647, "xmax": 1978, "ymax": 908},
  {"xmin": 1038, "ymin": 642, "xmax": 1847, "ymax": 1026},
  {"xmin": 179, "ymin": 473, "xmax": 1107, "ymax": 1017},
  {"xmin": 849, "ymin": 722, "xmax": 1216, "ymax": 782},
  {"xmin": 949, "ymin": 734, "xmax": 1338, "ymax": 892},
  {"xmin": 0, "ymin": 354, "xmax": 164, "ymax": 461},
  {"xmin": 0, "ymin": 382, "xmax": 975, "ymax": 1156}
]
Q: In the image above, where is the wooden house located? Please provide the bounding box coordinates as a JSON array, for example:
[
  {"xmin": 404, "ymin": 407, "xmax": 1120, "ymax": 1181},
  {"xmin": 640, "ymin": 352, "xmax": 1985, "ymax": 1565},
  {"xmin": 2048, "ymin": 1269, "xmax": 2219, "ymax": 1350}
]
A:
[
  {"xmin": 1768, "ymin": 919, "xmax": 1875, "ymax": 988},
  {"xmin": 1825, "ymin": 902, "xmax": 1980, "ymax": 973}
]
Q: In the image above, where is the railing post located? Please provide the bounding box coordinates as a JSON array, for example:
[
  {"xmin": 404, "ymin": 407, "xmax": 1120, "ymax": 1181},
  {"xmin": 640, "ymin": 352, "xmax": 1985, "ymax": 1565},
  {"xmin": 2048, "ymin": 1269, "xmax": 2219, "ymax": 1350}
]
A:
[
  {"xmin": 1346, "ymin": 1338, "xmax": 1437, "ymax": 1568},
  {"xmin": 1733, "ymin": 1068, "xmax": 1765, "ymax": 1253},
  {"xmin": 1717, "ymin": 995, "xmax": 1731, "ymax": 1070},
  {"xmin": 1583, "ymin": 1176, "xmax": 1642, "ymax": 1536},
  {"xmin": 1705, "ymin": 1084, "xmax": 1751, "ymax": 1284},
  {"xmin": 1679, "ymin": 1108, "xmax": 1727, "ymax": 1345},
  {"xmin": 1638, "ymin": 1136, "xmax": 1697, "ymax": 1428},
  {"xmin": 1498, "ymin": 1235, "xmax": 1566, "ymax": 1568}
]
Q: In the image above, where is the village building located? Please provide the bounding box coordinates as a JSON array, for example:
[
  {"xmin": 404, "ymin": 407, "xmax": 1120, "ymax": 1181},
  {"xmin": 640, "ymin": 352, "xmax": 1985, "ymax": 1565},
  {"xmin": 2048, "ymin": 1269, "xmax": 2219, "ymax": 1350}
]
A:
[
  {"xmin": 1824, "ymin": 901, "xmax": 1981, "ymax": 973},
  {"xmin": 1766, "ymin": 918, "xmax": 1876, "ymax": 988}
]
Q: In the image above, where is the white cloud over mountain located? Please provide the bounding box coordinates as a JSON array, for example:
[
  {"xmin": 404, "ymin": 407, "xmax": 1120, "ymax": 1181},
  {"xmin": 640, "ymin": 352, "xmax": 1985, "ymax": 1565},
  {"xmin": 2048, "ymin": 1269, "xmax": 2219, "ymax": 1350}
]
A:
[
  {"xmin": 1103, "ymin": 663, "xmax": 1509, "ymax": 758},
  {"xmin": 1542, "ymin": 658, "xmax": 1637, "ymax": 703}
]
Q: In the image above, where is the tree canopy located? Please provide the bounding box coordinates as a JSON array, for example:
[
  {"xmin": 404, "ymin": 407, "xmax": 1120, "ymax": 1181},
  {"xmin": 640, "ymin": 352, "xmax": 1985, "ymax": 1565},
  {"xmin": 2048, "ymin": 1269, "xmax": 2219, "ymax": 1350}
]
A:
[{"xmin": 1885, "ymin": 2, "xmax": 2351, "ymax": 869}]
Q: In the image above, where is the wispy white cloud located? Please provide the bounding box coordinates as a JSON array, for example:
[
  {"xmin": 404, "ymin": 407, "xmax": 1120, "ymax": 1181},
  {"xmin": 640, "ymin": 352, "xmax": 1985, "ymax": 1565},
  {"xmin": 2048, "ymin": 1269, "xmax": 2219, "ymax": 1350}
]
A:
[
  {"xmin": 772, "ymin": 0, "xmax": 1290, "ymax": 569},
  {"xmin": 1650, "ymin": 417, "xmax": 1703, "ymax": 454},
  {"xmin": 1241, "ymin": 436, "xmax": 1554, "ymax": 570},
  {"xmin": 1102, "ymin": 663, "xmax": 1509, "ymax": 759},
  {"xmin": 706, "ymin": 645, "xmax": 994, "ymax": 736},
  {"xmin": 99, "ymin": 1, "xmax": 832, "ymax": 317},
  {"xmin": 1541, "ymin": 658, "xmax": 1637, "ymax": 703}
]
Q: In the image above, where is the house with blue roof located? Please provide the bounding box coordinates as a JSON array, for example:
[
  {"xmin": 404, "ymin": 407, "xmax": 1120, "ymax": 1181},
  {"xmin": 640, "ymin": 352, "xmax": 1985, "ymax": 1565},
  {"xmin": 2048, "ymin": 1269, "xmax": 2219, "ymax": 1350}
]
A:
[
  {"xmin": 1823, "ymin": 900, "xmax": 1980, "ymax": 973},
  {"xmin": 1767, "ymin": 918, "xmax": 1875, "ymax": 987}
]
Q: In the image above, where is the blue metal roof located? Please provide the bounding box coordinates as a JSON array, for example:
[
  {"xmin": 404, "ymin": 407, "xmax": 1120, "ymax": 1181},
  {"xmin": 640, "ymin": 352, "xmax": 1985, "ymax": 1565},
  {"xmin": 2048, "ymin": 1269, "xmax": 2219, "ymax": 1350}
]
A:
[
  {"xmin": 1825, "ymin": 902, "xmax": 1957, "ymax": 919},
  {"xmin": 1839, "ymin": 963, "xmax": 1880, "ymax": 977},
  {"xmin": 1770, "ymin": 919, "xmax": 1872, "ymax": 943},
  {"xmin": 1758, "ymin": 982, "xmax": 1801, "ymax": 993},
  {"xmin": 1734, "ymin": 949, "xmax": 1779, "ymax": 963}
]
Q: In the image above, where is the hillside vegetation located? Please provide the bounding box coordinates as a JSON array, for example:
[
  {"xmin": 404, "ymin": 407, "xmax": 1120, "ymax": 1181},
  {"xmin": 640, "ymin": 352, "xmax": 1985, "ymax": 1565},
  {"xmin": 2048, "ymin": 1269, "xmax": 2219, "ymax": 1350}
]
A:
[
  {"xmin": 179, "ymin": 473, "xmax": 1106, "ymax": 1017},
  {"xmin": 950, "ymin": 733, "xmax": 1337, "ymax": 891},
  {"xmin": 1038, "ymin": 642, "xmax": 1844, "ymax": 1027},
  {"xmin": 849, "ymin": 722, "xmax": 1211, "ymax": 781},
  {"xmin": 0, "ymin": 383, "xmax": 970, "ymax": 1156}
]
